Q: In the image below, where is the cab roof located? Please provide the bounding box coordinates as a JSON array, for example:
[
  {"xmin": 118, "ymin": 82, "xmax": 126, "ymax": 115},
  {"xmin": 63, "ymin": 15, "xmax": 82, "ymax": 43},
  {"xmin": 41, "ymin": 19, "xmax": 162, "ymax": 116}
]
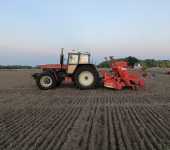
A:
[{"xmin": 68, "ymin": 51, "xmax": 90, "ymax": 55}]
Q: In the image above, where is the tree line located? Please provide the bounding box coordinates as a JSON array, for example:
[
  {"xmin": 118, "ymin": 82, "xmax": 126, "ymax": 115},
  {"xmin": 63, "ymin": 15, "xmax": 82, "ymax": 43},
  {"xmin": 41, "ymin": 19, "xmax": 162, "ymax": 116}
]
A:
[
  {"xmin": 1, "ymin": 56, "xmax": 170, "ymax": 69},
  {"xmin": 0, "ymin": 65, "xmax": 40, "ymax": 69},
  {"xmin": 98, "ymin": 56, "xmax": 170, "ymax": 68}
]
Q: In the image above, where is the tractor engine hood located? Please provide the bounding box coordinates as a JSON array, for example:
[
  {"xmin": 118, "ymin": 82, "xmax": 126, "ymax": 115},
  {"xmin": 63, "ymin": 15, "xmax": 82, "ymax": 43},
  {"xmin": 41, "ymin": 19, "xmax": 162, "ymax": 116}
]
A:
[{"xmin": 39, "ymin": 64, "xmax": 68, "ymax": 70}]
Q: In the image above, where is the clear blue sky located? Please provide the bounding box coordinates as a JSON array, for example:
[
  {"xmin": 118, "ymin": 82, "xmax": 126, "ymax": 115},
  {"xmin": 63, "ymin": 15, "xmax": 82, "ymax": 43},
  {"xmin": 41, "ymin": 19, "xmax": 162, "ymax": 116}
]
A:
[{"xmin": 0, "ymin": 0, "xmax": 170, "ymax": 65}]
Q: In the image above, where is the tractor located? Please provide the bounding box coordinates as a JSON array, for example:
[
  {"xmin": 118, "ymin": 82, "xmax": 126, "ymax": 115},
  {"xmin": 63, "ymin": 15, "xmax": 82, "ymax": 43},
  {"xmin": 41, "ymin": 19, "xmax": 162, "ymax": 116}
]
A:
[
  {"xmin": 32, "ymin": 49, "xmax": 144, "ymax": 90},
  {"xmin": 32, "ymin": 49, "xmax": 100, "ymax": 90}
]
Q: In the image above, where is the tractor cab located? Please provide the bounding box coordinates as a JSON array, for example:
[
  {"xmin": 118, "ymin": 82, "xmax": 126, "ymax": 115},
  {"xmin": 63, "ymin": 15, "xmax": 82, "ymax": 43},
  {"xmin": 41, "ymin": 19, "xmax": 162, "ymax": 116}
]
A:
[{"xmin": 67, "ymin": 52, "xmax": 90, "ymax": 74}]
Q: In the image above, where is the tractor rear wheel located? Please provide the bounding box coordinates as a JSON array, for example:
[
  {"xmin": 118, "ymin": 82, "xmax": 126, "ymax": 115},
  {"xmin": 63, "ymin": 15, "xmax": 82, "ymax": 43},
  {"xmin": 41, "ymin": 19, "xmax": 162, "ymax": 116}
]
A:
[
  {"xmin": 36, "ymin": 74, "xmax": 57, "ymax": 90},
  {"xmin": 74, "ymin": 66, "xmax": 98, "ymax": 90}
]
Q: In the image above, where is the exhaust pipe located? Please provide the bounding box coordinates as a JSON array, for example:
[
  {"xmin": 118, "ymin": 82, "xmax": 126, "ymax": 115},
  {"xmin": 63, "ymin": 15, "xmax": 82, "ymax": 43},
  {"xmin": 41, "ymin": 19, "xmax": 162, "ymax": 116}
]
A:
[{"xmin": 60, "ymin": 48, "xmax": 64, "ymax": 71}]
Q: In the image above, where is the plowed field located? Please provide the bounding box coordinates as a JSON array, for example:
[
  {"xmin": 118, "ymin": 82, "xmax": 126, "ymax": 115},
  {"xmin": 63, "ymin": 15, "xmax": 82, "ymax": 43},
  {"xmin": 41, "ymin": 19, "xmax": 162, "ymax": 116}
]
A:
[{"xmin": 0, "ymin": 70, "xmax": 169, "ymax": 150}]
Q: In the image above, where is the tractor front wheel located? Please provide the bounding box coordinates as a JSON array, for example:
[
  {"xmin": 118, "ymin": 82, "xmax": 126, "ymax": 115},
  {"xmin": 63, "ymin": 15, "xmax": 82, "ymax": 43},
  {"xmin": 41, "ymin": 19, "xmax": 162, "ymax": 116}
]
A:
[{"xmin": 36, "ymin": 74, "xmax": 56, "ymax": 90}]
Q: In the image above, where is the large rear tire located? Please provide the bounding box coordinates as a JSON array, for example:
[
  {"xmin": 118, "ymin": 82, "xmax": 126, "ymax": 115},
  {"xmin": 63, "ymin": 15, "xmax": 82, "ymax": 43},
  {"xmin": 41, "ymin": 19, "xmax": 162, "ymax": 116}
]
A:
[
  {"xmin": 74, "ymin": 66, "xmax": 99, "ymax": 90},
  {"xmin": 36, "ymin": 74, "xmax": 57, "ymax": 90}
]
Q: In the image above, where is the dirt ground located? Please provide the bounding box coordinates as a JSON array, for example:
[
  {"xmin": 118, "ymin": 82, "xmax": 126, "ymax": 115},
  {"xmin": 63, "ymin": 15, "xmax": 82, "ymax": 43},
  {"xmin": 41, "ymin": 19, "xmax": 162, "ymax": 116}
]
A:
[{"xmin": 0, "ymin": 69, "xmax": 169, "ymax": 150}]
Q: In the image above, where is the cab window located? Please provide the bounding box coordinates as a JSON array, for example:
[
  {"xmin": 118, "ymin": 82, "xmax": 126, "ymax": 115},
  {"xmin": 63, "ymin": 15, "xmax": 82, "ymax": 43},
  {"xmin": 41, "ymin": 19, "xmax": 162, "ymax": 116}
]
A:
[
  {"xmin": 79, "ymin": 54, "xmax": 89, "ymax": 64},
  {"xmin": 68, "ymin": 54, "xmax": 79, "ymax": 64}
]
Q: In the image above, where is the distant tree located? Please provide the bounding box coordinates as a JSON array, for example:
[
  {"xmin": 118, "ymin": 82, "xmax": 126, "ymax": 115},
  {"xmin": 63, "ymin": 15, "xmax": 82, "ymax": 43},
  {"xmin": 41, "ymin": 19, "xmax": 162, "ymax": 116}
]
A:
[
  {"xmin": 0, "ymin": 65, "xmax": 33, "ymax": 69},
  {"xmin": 109, "ymin": 56, "xmax": 114, "ymax": 60},
  {"xmin": 125, "ymin": 56, "xmax": 139, "ymax": 67},
  {"xmin": 104, "ymin": 57, "xmax": 108, "ymax": 61},
  {"xmin": 144, "ymin": 59, "xmax": 158, "ymax": 68},
  {"xmin": 98, "ymin": 56, "xmax": 170, "ymax": 68}
]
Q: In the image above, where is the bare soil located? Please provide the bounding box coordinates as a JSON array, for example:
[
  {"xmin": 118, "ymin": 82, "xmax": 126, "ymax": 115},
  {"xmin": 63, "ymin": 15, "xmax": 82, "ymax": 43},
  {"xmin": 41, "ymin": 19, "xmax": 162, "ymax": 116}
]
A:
[{"xmin": 0, "ymin": 69, "xmax": 170, "ymax": 150}]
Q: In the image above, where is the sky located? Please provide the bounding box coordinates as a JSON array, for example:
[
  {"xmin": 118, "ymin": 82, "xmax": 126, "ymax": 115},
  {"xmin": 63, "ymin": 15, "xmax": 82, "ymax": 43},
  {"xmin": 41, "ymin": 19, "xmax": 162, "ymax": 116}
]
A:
[{"xmin": 0, "ymin": 0, "xmax": 170, "ymax": 65}]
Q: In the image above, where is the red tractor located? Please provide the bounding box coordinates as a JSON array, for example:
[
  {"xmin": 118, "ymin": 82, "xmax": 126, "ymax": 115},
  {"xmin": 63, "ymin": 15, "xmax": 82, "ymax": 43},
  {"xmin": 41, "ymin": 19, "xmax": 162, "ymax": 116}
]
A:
[
  {"xmin": 33, "ymin": 49, "xmax": 100, "ymax": 90},
  {"xmin": 32, "ymin": 49, "xmax": 144, "ymax": 90}
]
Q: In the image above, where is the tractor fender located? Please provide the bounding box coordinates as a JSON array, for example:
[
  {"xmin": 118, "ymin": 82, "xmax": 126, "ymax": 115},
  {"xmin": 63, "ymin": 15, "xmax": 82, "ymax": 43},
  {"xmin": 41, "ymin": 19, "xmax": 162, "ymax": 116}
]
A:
[
  {"xmin": 32, "ymin": 71, "xmax": 51, "ymax": 80},
  {"xmin": 32, "ymin": 72, "xmax": 45, "ymax": 79},
  {"xmin": 32, "ymin": 70, "xmax": 58, "ymax": 80},
  {"xmin": 32, "ymin": 70, "xmax": 66, "ymax": 83}
]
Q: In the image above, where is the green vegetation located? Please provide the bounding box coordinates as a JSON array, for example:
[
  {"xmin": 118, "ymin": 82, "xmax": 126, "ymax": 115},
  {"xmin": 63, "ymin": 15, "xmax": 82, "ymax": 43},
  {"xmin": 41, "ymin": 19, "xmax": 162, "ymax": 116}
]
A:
[
  {"xmin": 141, "ymin": 59, "xmax": 170, "ymax": 68},
  {"xmin": 98, "ymin": 56, "xmax": 170, "ymax": 68}
]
